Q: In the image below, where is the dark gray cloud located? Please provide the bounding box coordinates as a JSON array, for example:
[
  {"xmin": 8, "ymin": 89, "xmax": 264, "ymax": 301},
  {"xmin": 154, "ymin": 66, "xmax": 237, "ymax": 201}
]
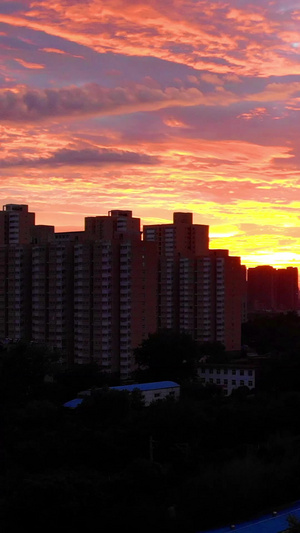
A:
[
  {"xmin": 0, "ymin": 147, "xmax": 159, "ymax": 167},
  {"xmin": 0, "ymin": 83, "xmax": 206, "ymax": 122}
]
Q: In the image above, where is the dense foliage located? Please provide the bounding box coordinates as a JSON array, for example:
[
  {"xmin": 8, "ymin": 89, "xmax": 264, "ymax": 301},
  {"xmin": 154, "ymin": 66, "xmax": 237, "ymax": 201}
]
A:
[
  {"xmin": 134, "ymin": 329, "xmax": 201, "ymax": 382},
  {"xmin": 242, "ymin": 311, "xmax": 300, "ymax": 359},
  {"xmin": 1, "ymin": 317, "xmax": 300, "ymax": 533}
]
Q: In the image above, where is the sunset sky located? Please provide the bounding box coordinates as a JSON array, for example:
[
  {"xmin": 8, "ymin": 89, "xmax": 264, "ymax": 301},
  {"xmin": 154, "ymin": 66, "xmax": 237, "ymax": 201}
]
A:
[{"xmin": 1, "ymin": 0, "xmax": 300, "ymax": 270}]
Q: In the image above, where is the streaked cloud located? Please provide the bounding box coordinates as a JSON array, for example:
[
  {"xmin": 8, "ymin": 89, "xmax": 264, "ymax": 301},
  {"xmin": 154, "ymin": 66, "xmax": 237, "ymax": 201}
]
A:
[
  {"xmin": 0, "ymin": 82, "xmax": 238, "ymax": 122},
  {"xmin": 40, "ymin": 47, "xmax": 83, "ymax": 58},
  {"xmin": 0, "ymin": 146, "xmax": 159, "ymax": 167},
  {"xmin": 14, "ymin": 58, "xmax": 45, "ymax": 69}
]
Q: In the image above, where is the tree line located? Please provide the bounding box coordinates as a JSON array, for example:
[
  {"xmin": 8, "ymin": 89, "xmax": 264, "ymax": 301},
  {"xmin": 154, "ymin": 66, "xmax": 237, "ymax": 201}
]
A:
[{"xmin": 1, "ymin": 315, "xmax": 300, "ymax": 532}]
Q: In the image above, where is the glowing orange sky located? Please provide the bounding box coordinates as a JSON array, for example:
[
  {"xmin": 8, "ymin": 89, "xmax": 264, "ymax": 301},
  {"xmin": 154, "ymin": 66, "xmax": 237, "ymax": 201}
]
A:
[{"xmin": 1, "ymin": 0, "xmax": 300, "ymax": 270}]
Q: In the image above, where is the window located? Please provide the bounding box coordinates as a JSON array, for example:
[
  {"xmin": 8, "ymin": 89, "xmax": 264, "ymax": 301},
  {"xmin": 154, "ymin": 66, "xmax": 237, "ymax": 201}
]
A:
[
  {"xmin": 232, "ymin": 369, "xmax": 236, "ymax": 375},
  {"xmin": 224, "ymin": 379, "xmax": 228, "ymax": 385},
  {"xmin": 240, "ymin": 370, "xmax": 244, "ymax": 376},
  {"xmin": 249, "ymin": 381, "xmax": 253, "ymax": 387},
  {"xmin": 217, "ymin": 379, "xmax": 220, "ymax": 384},
  {"xmin": 209, "ymin": 378, "xmax": 213, "ymax": 384},
  {"xmin": 217, "ymin": 369, "xmax": 220, "ymax": 374},
  {"xmin": 232, "ymin": 380, "xmax": 236, "ymax": 385},
  {"xmin": 248, "ymin": 370, "xmax": 253, "ymax": 376},
  {"xmin": 240, "ymin": 380, "xmax": 244, "ymax": 386},
  {"xmin": 209, "ymin": 368, "xmax": 213, "ymax": 374},
  {"xmin": 224, "ymin": 368, "xmax": 228, "ymax": 374}
]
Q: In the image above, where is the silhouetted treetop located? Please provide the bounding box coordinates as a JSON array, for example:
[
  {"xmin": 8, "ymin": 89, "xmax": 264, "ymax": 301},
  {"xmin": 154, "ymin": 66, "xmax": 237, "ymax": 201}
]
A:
[{"xmin": 134, "ymin": 329, "xmax": 200, "ymax": 382}]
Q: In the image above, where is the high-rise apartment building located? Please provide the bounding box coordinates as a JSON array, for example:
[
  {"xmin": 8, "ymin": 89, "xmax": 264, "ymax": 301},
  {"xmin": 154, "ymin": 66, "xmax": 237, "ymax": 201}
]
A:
[
  {"xmin": 0, "ymin": 204, "xmax": 246, "ymax": 376},
  {"xmin": 276, "ymin": 267, "xmax": 299, "ymax": 312},
  {"xmin": 0, "ymin": 206, "xmax": 157, "ymax": 379},
  {"xmin": 196, "ymin": 250, "xmax": 244, "ymax": 351},
  {"xmin": 0, "ymin": 244, "xmax": 32, "ymax": 341},
  {"xmin": 0, "ymin": 204, "xmax": 35, "ymax": 245},
  {"xmin": 144, "ymin": 212, "xmax": 209, "ymax": 331},
  {"xmin": 0, "ymin": 203, "xmax": 37, "ymax": 341},
  {"xmin": 247, "ymin": 265, "xmax": 299, "ymax": 314},
  {"xmin": 31, "ymin": 239, "xmax": 75, "ymax": 361},
  {"xmin": 70, "ymin": 210, "xmax": 158, "ymax": 378},
  {"xmin": 144, "ymin": 214, "xmax": 245, "ymax": 351}
]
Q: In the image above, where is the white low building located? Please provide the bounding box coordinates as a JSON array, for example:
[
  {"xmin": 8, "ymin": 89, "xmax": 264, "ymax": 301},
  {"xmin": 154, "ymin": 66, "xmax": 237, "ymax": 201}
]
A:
[
  {"xmin": 64, "ymin": 380, "xmax": 180, "ymax": 408},
  {"xmin": 198, "ymin": 364, "xmax": 255, "ymax": 396},
  {"xmin": 110, "ymin": 381, "xmax": 180, "ymax": 406}
]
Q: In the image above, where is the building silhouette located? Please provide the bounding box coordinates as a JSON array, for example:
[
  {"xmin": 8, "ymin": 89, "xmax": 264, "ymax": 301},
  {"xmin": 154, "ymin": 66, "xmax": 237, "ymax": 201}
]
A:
[
  {"xmin": 30, "ymin": 210, "xmax": 158, "ymax": 379},
  {"xmin": 0, "ymin": 204, "xmax": 247, "ymax": 378},
  {"xmin": 0, "ymin": 204, "xmax": 35, "ymax": 245},
  {"xmin": 247, "ymin": 265, "xmax": 298, "ymax": 314},
  {"xmin": 144, "ymin": 214, "xmax": 245, "ymax": 352}
]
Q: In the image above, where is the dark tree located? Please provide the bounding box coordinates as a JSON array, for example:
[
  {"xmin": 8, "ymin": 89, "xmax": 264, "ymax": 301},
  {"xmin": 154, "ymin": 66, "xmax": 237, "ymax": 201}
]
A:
[
  {"xmin": 242, "ymin": 312, "xmax": 300, "ymax": 358},
  {"xmin": 0, "ymin": 342, "xmax": 59, "ymax": 404},
  {"xmin": 77, "ymin": 388, "xmax": 131, "ymax": 429},
  {"xmin": 287, "ymin": 515, "xmax": 300, "ymax": 533},
  {"xmin": 134, "ymin": 329, "xmax": 200, "ymax": 382},
  {"xmin": 199, "ymin": 341, "xmax": 227, "ymax": 363}
]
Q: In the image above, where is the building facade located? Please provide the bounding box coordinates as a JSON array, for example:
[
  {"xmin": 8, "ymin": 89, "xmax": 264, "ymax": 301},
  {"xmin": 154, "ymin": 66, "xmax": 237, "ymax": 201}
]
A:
[
  {"xmin": 0, "ymin": 206, "xmax": 159, "ymax": 379},
  {"xmin": 247, "ymin": 265, "xmax": 299, "ymax": 314},
  {"xmin": 198, "ymin": 363, "xmax": 256, "ymax": 396},
  {"xmin": 0, "ymin": 204, "xmax": 247, "ymax": 377},
  {"xmin": 64, "ymin": 381, "xmax": 181, "ymax": 408},
  {"xmin": 144, "ymin": 214, "xmax": 246, "ymax": 351},
  {"xmin": 143, "ymin": 212, "xmax": 209, "ymax": 332},
  {"xmin": 0, "ymin": 204, "xmax": 35, "ymax": 246}
]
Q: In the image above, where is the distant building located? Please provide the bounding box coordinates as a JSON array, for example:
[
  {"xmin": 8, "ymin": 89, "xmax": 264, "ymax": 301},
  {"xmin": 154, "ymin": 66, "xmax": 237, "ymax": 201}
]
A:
[
  {"xmin": 0, "ymin": 204, "xmax": 35, "ymax": 245},
  {"xmin": 0, "ymin": 243, "xmax": 32, "ymax": 341},
  {"xmin": 276, "ymin": 267, "xmax": 299, "ymax": 311},
  {"xmin": 247, "ymin": 265, "xmax": 298, "ymax": 314},
  {"xmin": 64, "ymin": 381, "xmax": 180, "ymax": 407},
  {"xmin": 198, "ymin": 363, "xmax": 256, "ymax": 396},
  {"xmin": 112, "ymin": 380, "xmax": 180, "ymax": 405}
]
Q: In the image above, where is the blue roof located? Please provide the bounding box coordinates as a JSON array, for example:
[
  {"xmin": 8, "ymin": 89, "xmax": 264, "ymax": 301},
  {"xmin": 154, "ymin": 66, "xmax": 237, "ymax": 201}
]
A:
[
  {"xmin": 63, "ymin": 398, "xmax": 83, "ymax": 408},
  {"xmin": 63, "ymin": 381, "xmax": 180, "ymax": 408},
  {"xmin": 110, "ymin": 381, "xmax": 179, "ymax": 392},
  {"xmin": 199, "ymin": 502, "xmax": 300, "ymax": 533}
]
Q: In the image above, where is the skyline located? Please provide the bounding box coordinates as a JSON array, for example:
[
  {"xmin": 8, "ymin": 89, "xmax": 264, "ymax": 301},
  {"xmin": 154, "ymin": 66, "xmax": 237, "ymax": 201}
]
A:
[{"xmin": 1, "ymin": 1, "xmax": 300, "ymax": 270}]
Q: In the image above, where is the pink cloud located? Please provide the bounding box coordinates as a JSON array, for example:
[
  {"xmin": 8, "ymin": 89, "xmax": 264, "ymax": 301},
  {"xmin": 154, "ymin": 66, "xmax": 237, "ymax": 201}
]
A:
[
  {"xmin": 14, "ymin": 58, "xmax": 45, "ymax": 69},
  {"xmin": 1, "ymin": 1, "xmax": 300, "ymax": 76},
  {"xmin": 237, "ymin": 107, "xmax": 269, "ymax": 120},
  {"xmin": 40, "ymin": 47, "xmax": 84, "ymax": 58},
  {"xmin": 163, "ymin": 117, "xmax": 190, "ymax": 128}
]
